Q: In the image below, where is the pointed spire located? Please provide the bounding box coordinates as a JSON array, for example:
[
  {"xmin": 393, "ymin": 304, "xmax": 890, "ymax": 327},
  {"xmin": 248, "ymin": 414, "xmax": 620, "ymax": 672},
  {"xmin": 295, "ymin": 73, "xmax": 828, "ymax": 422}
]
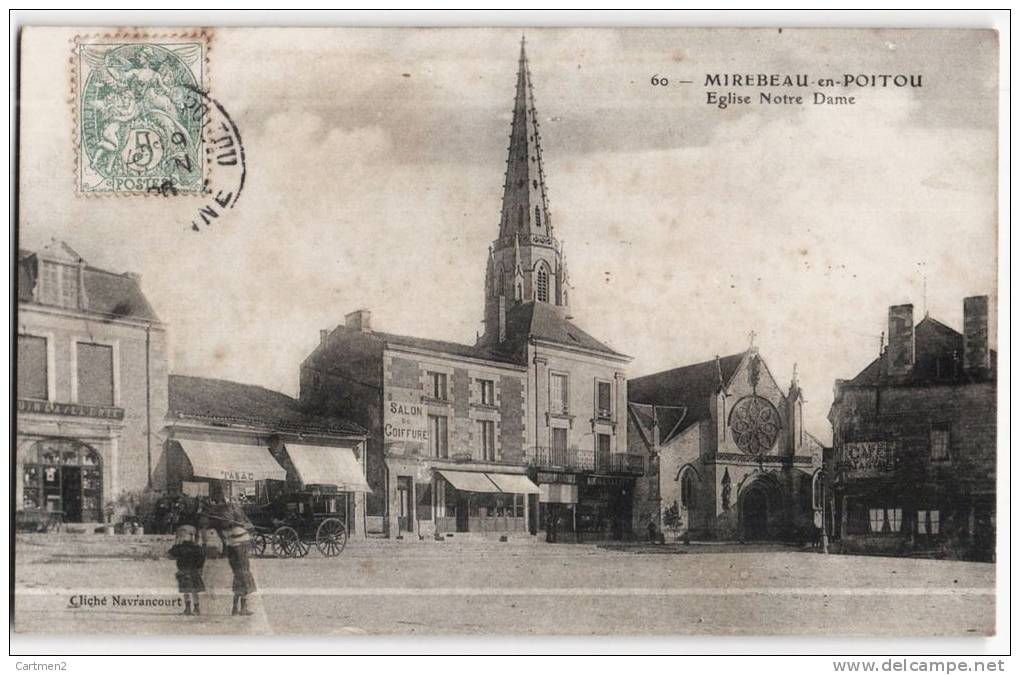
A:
[{"xmin": 499, "ymin": 35, "xmax": 551, "ymax": 242}]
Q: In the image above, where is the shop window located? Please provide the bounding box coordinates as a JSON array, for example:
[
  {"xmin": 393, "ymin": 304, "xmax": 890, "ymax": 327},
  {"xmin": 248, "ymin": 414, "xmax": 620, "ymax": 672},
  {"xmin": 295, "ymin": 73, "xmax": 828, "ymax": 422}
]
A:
[
  {"xmin": 596, "ymin": 380, "xmax": 612, "ymax": 420},
  {"xmin": 22, "ymin": 439, "xmax": 102, "ymax": 522},
  {"xmin": 478, "ymin": 379, "xmax": 495, "ymax": 406},
  {"xmin": 17, "ymin": 334, "xmax": 48, "ymax": 400},
  {"xmin": 478, "ymin": 420, "xmax": 495, "ymax": 461},
  {"xmin": 428, "ymin": 371, "xmax": 448, "ymax": 401},
  {"xmin": 917, "ymin": 510, "xmax": 940, "ymax": 535},
  {"xmin": 869, "ymin": 507, "xmax": 902, "ymax": 533},
  {"xmin": 550, "ymin": 373, "xmax": 568, "ymax": 414},
  {"xmin": 77, "ymin": 342, "xmax": 114, "ymax": 406},
  {"xmin": 428, "ymin": 415, "xmax": 448, "ymax": 458},
  {"xmin": 930, "ymin": 427, "xmax": 950, "ymax": 462}
]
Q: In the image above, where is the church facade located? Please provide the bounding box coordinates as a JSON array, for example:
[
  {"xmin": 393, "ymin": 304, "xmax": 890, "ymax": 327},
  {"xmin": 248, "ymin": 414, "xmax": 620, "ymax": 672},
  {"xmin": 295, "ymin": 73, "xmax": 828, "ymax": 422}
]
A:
[
  {"xmin": 301, "ymin": 40, "xmax": 638, "ymax": 540},
  {"xmin": 628, "ymin": 348, "xmax": 824, "ymax": 542}
]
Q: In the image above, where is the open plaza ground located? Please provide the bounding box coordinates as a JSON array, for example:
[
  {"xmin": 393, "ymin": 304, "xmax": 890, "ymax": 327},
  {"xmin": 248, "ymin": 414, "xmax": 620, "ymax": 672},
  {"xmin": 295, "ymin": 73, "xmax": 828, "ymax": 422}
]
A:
[{"xmin": 13, "ymin": 534, "xmax": 995, "ymax": 637}]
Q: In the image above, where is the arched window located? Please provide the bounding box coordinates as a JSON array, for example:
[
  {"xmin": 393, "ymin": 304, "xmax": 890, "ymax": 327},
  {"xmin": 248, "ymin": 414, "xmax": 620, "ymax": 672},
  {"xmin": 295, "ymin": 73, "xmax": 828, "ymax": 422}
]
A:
[
  {"xmin": 536, "ymin": 265, "xmax": 550, "ymax": 303},
  {"xmin": 678, "ymin": 466, "xmax": 696, "ymax": 510},
  {"xmin": 534, "ymin": 206, "xmax": 541, "ymax": 229}
]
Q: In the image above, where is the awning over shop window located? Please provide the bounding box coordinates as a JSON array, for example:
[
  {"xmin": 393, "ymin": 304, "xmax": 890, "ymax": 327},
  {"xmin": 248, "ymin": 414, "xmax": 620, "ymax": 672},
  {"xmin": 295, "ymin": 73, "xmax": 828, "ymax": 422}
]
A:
[
  {"xmin": 437, "ymin": 469, "xmax": 500, "ymax": 493},
  {"xmin": 178, "ymin": 440, "xmax": 286, "ymax": 482},
  {"xmin": 487, "ymin": 472, "xmax": 541, "ymax": 495},
  {"xmin": 539, "ymin": 483, "xmax": 578, "ymax": 504},
  {"xmin": 285, "ymin": 443, "xmax": 372, "ymax": 493}
]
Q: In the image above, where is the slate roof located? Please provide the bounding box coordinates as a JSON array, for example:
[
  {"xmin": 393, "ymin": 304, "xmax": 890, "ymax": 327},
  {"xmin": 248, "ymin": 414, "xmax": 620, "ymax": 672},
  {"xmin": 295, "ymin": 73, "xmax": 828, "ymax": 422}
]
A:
[
  {"xmin": 368, "ymin": 328, "xmax": 522, "ymax": 365},
  {"xmin": 504, "ymin": 301, "xmax": 626, "ymax": 357},
  {"xmin": 845, "ymin": 316, "xmax": 996, "ymax": 387},
  {"xmin": 18, "ymin": 248, "xmax": 160, "ymax": 322},
  {"xmin": 168, "ymin": 374, "xmax": 367, "ymax": 436},
  {"xmin": 628, "ymin": 352, "xmax": 746, "ymax": 440}
]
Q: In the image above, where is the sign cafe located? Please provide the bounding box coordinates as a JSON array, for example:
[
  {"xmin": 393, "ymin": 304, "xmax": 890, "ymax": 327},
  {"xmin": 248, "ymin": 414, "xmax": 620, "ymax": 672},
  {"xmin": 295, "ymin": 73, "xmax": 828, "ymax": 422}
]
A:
[{"xmin": 840, "ymin": 441, "xmax": 897, "ymax": 477}]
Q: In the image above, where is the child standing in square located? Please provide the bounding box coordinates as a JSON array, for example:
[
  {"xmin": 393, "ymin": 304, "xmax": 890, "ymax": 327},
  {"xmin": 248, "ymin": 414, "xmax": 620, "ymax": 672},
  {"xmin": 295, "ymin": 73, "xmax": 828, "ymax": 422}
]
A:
[{"xmin": 168, "ymin": 525, "xmax": 206, "ymax": 615}]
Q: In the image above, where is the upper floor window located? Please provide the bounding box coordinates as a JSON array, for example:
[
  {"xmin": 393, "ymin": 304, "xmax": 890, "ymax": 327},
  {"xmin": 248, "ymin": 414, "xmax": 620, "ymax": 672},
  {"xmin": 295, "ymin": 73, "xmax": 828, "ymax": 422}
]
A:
[
  {"xmin": 549, "ymin": 373, "xmax": 568, "ymax": 414},
  {"xmin": 77, "ymin": 342, "xmax": 114, "ymax": 406},
  {"xmin": 39, "ymin": 261, "xmax": 80, "ymax": 309},
  {"xmin": 17, "ymin": 334, "xmax": 48, "ymax": 400},
  {"xmin": 428, "ymin": 414, "xmax": 449, "ymax": 458},
  {"xmin": 478, "ymin": 420, "xmax": 496, "ymax": 461},
  {"xmin": 428, "ymin": 371, "xmax": 448, "ymax": 401},
  {"xmin": 930, "ymin": 427, "xmax": 950, "ymax": 462},
  {"xmin": 596, "ymin": 380, "xmax": 612, "ymax": 419},
  {"xmin": 536, "ymin": 265, "xmax": 550, "ymax": 303},
  {"xmin": 478, "ymin": 379, "xmax": 495, "ymax": 406}
]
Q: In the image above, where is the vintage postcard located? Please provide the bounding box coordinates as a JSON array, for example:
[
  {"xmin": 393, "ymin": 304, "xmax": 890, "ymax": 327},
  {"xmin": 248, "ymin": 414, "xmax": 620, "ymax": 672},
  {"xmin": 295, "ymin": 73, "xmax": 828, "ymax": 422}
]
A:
[{"xmin": 13, "ymin": 25, "xmax": 1000, "ymax": 642}]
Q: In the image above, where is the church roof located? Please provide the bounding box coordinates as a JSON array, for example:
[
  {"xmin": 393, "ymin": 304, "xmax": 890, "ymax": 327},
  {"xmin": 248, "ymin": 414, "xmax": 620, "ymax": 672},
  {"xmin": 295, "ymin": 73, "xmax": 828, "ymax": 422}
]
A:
[
  {"xmin": 499, "ymin": 37, "xmax": 552, "ymax": 240},
  {"xmin": 628, "ymin": 352, "xmax": 747, "ymax": 438},
  {"xmin": 503, "ymin": 301, "xmax": 626, "ymax": 358}
]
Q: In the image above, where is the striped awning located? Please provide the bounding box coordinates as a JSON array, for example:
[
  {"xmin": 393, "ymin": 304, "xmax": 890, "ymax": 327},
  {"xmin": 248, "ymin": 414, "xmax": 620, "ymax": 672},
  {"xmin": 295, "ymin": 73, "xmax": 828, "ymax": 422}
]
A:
[{"xmin": 178, "ymin": 440, "xmax": 286, "ymax": 482}]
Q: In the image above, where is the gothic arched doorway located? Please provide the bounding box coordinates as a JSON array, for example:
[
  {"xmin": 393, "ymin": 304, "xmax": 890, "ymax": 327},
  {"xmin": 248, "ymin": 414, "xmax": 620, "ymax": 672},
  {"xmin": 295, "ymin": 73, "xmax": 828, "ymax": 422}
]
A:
[
  {"xmin": 739, "ymin": 476, "xmax": 780, "ymax": 541},
  {"xmin": 22, "ymin": 438, "xmax": 103, "ymax": 523}
]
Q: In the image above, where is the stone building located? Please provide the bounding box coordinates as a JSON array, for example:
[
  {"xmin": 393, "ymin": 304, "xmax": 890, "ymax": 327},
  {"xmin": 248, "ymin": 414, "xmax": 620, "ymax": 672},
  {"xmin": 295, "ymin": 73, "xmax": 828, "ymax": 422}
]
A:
[
  {"xmin": 828, "ymin": 297, "xmax": 996, "ymax": 561},
  {"xmin": 164, "ymin": 375, "xmax": 370, "ymax": 536},
  {"xmin": 300, "ymin": 40, "xmax": 638, "ymax": 540},
  {"xmin": 628, "ymin": 347, "xmax": 824, "ymax": 541},
  {"xmin": 15, "ymin": 241, "xmax": 169, "ymax": 525}
]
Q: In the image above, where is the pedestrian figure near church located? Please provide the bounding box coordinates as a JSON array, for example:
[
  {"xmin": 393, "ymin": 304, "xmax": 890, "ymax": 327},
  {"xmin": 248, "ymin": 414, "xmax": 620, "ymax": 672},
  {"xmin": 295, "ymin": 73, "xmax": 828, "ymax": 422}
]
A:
[
  {"xmin": 167, "ymin": 525, "xmax": 205, "ymax": 616},
  {"xmin": 204, "ymin": 498, "xmax": 257, "ymax": 616},
  {"xmin": 545, "ymin": 507, "xmax": 558, "ymax": 543}
]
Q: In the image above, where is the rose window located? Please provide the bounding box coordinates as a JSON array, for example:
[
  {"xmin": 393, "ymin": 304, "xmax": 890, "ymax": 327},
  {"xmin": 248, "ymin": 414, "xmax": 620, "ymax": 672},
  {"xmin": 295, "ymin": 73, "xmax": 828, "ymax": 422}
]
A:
[{"xmin": 729, "ymin": 396, "xmax": 781, "ymax": 455}]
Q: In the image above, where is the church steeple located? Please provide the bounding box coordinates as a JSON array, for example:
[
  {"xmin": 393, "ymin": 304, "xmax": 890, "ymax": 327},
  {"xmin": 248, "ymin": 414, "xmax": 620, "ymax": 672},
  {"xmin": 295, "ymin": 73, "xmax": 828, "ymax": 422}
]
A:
[
  {"xmin": 481, "ymin": 37, "xmax": 569, "ymax": 347},
  {"xmin": 499, "ymin": 36, "xmax": 552, "ymax": 242}
]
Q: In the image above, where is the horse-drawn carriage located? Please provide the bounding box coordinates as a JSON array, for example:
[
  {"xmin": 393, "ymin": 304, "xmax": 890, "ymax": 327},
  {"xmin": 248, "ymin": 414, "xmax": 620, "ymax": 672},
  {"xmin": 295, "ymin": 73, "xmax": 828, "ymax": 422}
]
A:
[{"xmin": 244, "ymin": 490, "xmax": 349, "ymax": 558}]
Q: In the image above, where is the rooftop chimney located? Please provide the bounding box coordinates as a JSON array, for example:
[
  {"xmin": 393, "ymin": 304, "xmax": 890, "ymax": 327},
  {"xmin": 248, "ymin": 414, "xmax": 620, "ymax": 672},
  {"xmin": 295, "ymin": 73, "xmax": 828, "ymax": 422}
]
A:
[
  {"xmin": 886, "ymin": 304, "xmax": 915, "ymax": 377},
  {"xmin": 345, "ymin": 309, "xmax": 372, "ymax": 333},
  {"xmin": 963, "ymin": 295, "xmax": 990, "ymax": 371},
  {"xmin": 319, "ymin": 329, "xmax": 329, "ymax": 344}
]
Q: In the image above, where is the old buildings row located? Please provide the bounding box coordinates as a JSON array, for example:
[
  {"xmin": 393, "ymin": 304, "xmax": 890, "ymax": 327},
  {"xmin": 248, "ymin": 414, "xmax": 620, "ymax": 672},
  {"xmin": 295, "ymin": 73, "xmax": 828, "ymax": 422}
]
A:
[{"xmin": 14, "ymin": 40, "xmax": 996, "ymax": 559}]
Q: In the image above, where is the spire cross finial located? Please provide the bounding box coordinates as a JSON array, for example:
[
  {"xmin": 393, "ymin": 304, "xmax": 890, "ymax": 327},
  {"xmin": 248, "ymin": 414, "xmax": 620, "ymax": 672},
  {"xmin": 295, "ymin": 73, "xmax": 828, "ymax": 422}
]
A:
[{"xmin": 748, "ymin": 330, "xmax": 756, "ymax": 348}]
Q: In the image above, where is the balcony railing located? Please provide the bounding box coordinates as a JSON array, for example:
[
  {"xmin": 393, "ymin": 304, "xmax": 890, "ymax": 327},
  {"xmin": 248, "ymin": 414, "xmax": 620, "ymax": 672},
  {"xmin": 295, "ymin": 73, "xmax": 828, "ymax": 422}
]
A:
[{"xmin": 528, "ymin": 447, "xmax": 645, "ymax": 476}]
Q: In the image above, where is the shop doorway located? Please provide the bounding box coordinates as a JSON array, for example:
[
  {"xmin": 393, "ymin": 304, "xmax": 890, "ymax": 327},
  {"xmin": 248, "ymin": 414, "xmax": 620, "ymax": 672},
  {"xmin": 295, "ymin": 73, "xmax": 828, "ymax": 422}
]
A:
[
  {"xmin": 396, "ymin": 476, "xmax": 413, "ymax": 533},
  {"xmin": 22, "ymin": 438, "xmax": 103, "ymax": 523}
]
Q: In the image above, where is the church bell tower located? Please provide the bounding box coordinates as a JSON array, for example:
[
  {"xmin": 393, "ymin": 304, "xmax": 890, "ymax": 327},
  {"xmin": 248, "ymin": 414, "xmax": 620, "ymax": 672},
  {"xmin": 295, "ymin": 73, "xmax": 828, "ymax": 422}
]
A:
[{"xmin": 480, "ymin": 37, "xmax": 570, "ymax": 346}]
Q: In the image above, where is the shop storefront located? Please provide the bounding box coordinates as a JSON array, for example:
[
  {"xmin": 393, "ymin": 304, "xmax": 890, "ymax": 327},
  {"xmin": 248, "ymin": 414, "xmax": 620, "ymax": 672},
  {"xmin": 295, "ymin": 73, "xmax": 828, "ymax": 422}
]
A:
[{"xmin": 21, "ymin": 438, "xmax": 105, "ymax": 523}]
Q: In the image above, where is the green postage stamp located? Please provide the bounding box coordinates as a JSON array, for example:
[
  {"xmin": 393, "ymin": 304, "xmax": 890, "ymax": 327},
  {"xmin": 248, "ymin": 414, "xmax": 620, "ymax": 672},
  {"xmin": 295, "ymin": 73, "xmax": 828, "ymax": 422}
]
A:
[{"xmin": 74, "ymin": 34, "xmax": 209, "ymax": 195}]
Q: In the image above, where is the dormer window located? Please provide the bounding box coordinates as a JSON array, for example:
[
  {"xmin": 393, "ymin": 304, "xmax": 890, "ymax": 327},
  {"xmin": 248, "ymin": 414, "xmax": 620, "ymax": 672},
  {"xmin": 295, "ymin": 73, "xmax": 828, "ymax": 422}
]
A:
[{"xmin": 38, "ymin": 261, "xmax": 80, "ymax": 310}]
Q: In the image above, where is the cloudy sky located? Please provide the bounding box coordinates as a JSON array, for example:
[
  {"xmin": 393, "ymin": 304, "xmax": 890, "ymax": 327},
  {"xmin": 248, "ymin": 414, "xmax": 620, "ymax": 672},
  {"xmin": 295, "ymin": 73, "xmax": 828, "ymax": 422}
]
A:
[{"xmin": 19, "ymin": 27, "xmax": 999, "ymax": 441}]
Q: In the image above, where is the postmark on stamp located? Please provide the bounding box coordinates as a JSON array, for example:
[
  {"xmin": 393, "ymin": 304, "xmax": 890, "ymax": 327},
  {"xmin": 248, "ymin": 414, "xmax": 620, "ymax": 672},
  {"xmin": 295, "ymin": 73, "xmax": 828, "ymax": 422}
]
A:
[{"xmin": 73, "ymin": 33, "xmax": 210, "ymax": 195}]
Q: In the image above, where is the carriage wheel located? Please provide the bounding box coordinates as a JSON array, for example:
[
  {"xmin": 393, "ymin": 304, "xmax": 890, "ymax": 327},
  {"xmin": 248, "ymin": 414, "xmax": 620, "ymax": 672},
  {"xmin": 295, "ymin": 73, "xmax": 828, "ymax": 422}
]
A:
[
  {"xmin": 272, "ymin": 526, "xmax": 304, "ymax": 558},
  {"xmin": 250, "ymin": 532, "xmax": 268, "ymax": 558},
  {"xmin": 315, "ymin": 518, "xmax": 348, "ymax": 557}
]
